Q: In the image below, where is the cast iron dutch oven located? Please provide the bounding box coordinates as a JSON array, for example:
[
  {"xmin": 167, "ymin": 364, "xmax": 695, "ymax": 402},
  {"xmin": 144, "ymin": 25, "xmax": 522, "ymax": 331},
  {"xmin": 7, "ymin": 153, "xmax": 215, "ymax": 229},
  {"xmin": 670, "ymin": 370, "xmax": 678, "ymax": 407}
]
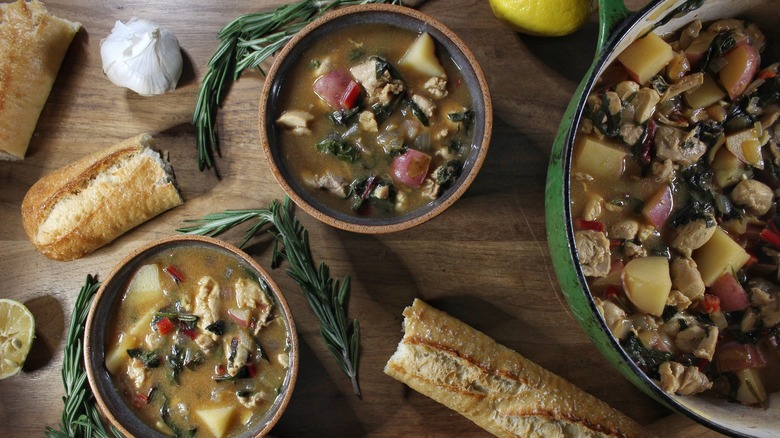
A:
[{"xmin": 546, "ymin": 0, "xmax": 780, "ymax": 436}]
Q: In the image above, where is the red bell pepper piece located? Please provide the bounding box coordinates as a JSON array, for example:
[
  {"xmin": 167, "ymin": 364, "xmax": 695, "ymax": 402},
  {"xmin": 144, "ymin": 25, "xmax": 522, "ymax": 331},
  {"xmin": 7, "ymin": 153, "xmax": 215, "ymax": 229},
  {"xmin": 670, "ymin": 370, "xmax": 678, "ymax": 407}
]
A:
[
  {"xmin": 246, "ymin": 362, "xmax": 257, "ymax": 378},
  {"xmin": 181, "ymin": 327, "xmax": 198, "ymax": 340},
  {"xmin": 132, "ymin": 391, "xmax": 150, "ymax": 408},
  {"xmin": 339, "ymin": 80, "xmax": 361, "ymax": 109},
  {"xmin": 605, "ymin": 286, "xmax": 619, "ymax": 300},
  {"xmin": 702, "ymin": 294, "xmax": 721, "ymax": 314},
  {"xmin": 576, "ymin": 218, "xmax": 605, "ymax": 232},
  {"xmin": 760, "ymin": 228, "xmax": 780, "ymax": 248},
  {"xmin": 156, "ymin": 317, "xmax": 175, "ymax": 335},
  {"xmin": 163, "ymin": 265, "xmax": 185, "ymax": 283}
]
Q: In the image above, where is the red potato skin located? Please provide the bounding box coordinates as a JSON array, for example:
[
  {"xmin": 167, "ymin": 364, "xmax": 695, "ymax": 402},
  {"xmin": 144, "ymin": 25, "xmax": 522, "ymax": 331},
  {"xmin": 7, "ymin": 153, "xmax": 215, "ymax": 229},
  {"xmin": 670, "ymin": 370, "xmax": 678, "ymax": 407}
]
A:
[
  {"xmin": 642, "ymin": 185, "xmax": 673, "ymax": 228},
  {"xmin": 313, "ymin": 70, "xmax": 360, "ymax": 109},
  {"xmin": 709, "ymin": 272, "xmax": 751, "ymax": 312},
  {"xmin": 717, "ymin": 341, "xmax": 767, "ymax": 372},
  {"xmin": 227, "ymin": 308, "xmax": 251, "ymax": 327},
  {"xmin": 719, "ymin": 43, "xmax": 760, "ymax": 100},
  {"xmin": 391, "ymin": 149, "xmax": 431, "ymax": 187}
]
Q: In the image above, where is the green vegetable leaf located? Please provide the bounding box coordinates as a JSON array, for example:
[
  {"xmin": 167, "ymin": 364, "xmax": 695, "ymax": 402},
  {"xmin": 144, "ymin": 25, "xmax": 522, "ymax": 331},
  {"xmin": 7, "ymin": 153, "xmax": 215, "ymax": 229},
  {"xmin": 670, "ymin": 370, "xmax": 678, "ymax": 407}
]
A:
[
  {"xmin": 433, "ymin": 160, "xmax": 463, "ymax": 188},
  {"xmin": 447, "ymin": 109, "xmax": 474, "ymax": 132},
  {"xmin": 127, "ymin": 348, "xmax": 162, "ymax": 369},
  {"xmin": 406, "ymin": 99, "xmax": 430, "ymax": 126},
  {"xmin": 328, "ymin": 106, "xmax": 361, "ymax": 125},
  {"xmin": 316, "ymin": 137, "xmax": 361, "ymax": 162},
  {"xmin": 622, "ymin": 332, "xmax": 672, "ymax": 378},
  {"xmin": 696, "ymin": 31, "xmax": 737, "ymax": 73}
]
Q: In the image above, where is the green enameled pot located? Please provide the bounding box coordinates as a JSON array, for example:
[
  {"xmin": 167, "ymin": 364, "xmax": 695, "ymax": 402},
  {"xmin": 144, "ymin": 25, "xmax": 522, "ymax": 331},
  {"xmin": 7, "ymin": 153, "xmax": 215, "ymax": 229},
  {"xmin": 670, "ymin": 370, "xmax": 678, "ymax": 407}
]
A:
[{"xmin": 545, "ymin": 0, "xmax": 780, "ymax": 436}]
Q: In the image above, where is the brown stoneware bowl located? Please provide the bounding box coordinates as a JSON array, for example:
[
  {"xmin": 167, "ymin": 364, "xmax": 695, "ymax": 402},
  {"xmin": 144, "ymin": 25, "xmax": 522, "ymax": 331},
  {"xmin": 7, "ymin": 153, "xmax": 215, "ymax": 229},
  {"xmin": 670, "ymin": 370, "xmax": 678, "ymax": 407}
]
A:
[
  {"xmin": 84, "ymin": 235, "xmax": 298, "ymax": 437},
  {"xmin": 259, "ymin": 4, "xmax": 491, "ymax": 233}
]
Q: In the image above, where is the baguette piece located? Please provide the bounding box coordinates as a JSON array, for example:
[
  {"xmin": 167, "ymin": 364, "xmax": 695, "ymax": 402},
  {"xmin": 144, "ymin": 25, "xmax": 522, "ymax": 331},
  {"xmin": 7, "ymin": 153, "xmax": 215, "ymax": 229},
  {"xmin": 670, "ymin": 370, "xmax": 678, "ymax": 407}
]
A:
[
  {"xmin": 0, "ymin": 0, "xmax": 81, "ymax": 160},
  {"xmin": 21, "ymin": 134, "xmax": 183, "ymax": 261},
  {"xmin": 385, "ymin": 299, "xmax": 647, "ymax": 438}
]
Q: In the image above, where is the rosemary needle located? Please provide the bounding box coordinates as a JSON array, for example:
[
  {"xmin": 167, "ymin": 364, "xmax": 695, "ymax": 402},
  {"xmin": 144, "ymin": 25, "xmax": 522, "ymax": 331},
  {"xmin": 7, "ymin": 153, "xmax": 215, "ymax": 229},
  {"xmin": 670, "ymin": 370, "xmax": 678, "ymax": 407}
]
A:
[
  {"xmin": 192, "ymin": 0, "xmax": 402, "ymax": 173},
  {"xmin": 178, "ymin": 198, "xmax": 363, "ymax": 397},
  {"xmin": 46, "ymin": 275, "xmax": 122, "ymax": 438}
]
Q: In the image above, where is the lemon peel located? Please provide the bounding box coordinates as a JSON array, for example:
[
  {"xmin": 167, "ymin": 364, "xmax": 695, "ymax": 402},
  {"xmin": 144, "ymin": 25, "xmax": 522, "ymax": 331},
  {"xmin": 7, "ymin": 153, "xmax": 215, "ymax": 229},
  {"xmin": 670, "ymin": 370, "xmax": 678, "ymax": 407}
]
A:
[
  {"xmin": 489, "ymin": 0, "xmax": 595, "ymax": 37},
  {"xmin": 0, "ymin": 298, "xmax": 35, "ymax": 379}
]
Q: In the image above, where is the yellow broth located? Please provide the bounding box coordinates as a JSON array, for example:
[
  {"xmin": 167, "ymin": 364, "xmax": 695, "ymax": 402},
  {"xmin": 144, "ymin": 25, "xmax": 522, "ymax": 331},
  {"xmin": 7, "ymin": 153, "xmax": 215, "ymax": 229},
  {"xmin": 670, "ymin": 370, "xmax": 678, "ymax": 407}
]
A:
[
  {"xmin": 275, "ymin": 23, "xmax": 474, "ymax": 218},
  {"xmin": 105, "ymin": 246, "xmax": 291, "ymax": 437}
]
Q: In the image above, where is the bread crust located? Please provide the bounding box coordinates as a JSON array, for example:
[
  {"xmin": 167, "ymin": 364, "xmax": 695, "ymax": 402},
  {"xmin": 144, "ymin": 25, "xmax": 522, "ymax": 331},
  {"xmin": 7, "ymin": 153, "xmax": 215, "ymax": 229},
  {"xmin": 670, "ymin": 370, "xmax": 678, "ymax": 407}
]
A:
[
  {"xmin": 385, "ymin": 299, "xmax": 648, "ymax": 438},
  {"xmin": 0, "ymin": 0, "xmax": 81, "ymax": 160},
  {"xmin": 21, "ymin": 134, "xmax": 183, "ymax": 261}
]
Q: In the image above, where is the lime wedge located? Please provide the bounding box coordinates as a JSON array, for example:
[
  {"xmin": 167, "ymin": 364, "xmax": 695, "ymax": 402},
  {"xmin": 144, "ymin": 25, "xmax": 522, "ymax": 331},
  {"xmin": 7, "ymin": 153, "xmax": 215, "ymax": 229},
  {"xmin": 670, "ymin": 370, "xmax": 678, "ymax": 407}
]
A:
[{"xmin": 0, "ymin": 298, "xmax": 35, "ymax": 379}]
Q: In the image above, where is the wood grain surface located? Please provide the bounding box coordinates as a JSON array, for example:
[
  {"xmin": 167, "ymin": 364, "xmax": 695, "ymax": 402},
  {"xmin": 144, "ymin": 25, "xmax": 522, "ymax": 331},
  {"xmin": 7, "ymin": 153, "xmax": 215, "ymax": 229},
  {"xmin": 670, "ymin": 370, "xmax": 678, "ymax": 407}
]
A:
[{"xmin": 0, "ymin": 0, "xmax": 726, "ymax": 436}]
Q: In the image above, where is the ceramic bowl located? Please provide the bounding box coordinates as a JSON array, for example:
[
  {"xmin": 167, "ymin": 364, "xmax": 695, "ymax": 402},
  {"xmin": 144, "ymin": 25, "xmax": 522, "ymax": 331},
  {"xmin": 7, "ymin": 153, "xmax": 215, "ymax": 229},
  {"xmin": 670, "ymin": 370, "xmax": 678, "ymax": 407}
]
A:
[
  {"xmin": 546, "ymin": 0, "xmax": 780, "ymax": 436},
  {"xmin": 259, "ymin": 4, "xmax": 491, "ymax": 233},
  {"xmin": 84, "ymin": 235, "xmax": 298, "ymax": 437}
]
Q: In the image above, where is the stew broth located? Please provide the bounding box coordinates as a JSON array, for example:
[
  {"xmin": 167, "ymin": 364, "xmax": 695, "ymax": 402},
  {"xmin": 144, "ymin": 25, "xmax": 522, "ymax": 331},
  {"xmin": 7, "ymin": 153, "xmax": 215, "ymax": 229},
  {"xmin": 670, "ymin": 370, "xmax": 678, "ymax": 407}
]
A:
[
  {"xmin": 274, "ymin": 23, "xmax": 474, "ymax": 218},
  {"xmin": 105, "ymin": 245, "xmax": 291, "ymax": 437}
]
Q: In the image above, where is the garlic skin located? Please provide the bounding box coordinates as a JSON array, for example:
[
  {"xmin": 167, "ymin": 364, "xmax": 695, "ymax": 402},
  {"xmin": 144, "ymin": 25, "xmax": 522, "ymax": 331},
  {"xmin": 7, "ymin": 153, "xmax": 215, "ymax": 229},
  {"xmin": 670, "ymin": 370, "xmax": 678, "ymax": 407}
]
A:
[{"xmin": 100, "ymin": 18, "xmax": 183, "ymax": 96}]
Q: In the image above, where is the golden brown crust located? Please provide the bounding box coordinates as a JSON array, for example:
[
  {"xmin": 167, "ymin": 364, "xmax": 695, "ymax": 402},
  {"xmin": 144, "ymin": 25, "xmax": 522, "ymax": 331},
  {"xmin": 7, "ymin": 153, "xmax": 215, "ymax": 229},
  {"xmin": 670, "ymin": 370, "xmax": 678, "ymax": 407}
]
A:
[
  {"xmin": 0, "ymin": 0, "xmax": 81, "ymax": 160},
  {"xmin": 21, "ymin": 134, "xmax": 183, "ymax": 261},
  {"xmin": 385, "ymin": 299, "xmax": 648, "ymax": 438}
]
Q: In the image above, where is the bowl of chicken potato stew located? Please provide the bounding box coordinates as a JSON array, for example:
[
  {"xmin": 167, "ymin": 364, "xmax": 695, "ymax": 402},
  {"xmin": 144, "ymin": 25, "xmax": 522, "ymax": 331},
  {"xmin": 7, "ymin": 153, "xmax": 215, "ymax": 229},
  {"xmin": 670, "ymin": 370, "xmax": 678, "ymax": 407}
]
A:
[
  {"xmin": 547, "ymin": 0, "xmax": 780, "ymax": 435},
  {"xmin": 84, "ymin": 235, "xmax": 298, "ymax": 438},
  {"xmin": 259, "ymin": 4, "xmax": 491, "ymax": 233}
]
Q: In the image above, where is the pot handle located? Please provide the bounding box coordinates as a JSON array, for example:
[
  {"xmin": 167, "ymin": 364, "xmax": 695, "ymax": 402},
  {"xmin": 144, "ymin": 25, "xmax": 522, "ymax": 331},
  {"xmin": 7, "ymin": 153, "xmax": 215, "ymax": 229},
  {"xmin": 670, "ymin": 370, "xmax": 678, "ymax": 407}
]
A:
[{"xmin": 597, "ymin": 0, "xmax": 631, "ymax": 52}]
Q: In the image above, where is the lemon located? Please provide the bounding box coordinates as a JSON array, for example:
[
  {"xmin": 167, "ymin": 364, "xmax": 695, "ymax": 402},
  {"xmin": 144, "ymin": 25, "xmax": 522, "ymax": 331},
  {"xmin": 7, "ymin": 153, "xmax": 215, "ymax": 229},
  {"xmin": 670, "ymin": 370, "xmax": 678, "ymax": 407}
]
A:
[
  {"xmin": 0, "ymin": 299, "xmax": 35, "ymax": 379},
  {"xmin": 489, "ymin": 0, "xmax": 594, "ymax": 37}
]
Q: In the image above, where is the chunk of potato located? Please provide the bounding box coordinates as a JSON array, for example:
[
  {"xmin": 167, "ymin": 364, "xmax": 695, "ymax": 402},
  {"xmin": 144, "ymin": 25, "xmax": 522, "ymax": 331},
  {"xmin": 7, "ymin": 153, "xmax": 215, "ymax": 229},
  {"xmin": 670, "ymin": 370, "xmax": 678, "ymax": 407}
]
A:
[
  {"xmin": 711, "ymin": 148, "xmax": 746, "ymax": 188},
  {"xmin": 574, "ymin": 136, "xmax": 626, "ymax": 180},
  {"xmin": 684, "ymin": 73, "xmax": 726, "ymax": 109},
  {"xmin": 617, "ymin": 32, "xmax": 674, "ymax": 85},
  {"xmin": 125, "ymin": 264, "xmax": 163, "ymax": 308},
  {"xmin": 399, "ymin": 32, "xmax": 445, "ymax": 78},
  {"xmin": 105, "ymin": 334, "xmax": 142, "ymax": 375},
  {"xmin": 195, "ymin": 406, "xmax": 236, "ymax": 438},
  {"xmin": 693, "ymin": 227, "xmax": 750, "ymax": 286},
  {"xmin": 128, "ymin": 309, "xmax": 156, "ymax": 337},
  {"xmin": 734, "ymin": 368, "xmax": 767, "ymax": 406},
  {"xmin": 719, "ymin": 43, "xmax": 760, "ymax": 100},
  {"xmin": 725, "ymin": 127, "xmax": 763, "ymax": 169},
  {"xmin": 622, "ymin": 256, "xmax": 672, "ymax": 317}
]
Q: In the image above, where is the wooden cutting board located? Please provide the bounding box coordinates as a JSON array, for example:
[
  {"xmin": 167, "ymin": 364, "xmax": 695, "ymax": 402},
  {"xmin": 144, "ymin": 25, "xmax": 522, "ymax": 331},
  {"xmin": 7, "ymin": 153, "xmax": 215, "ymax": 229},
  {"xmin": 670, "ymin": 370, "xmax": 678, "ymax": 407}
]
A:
[{"xmin": 0, "ymin": 0, "xmax": 726, "ymax": 436}]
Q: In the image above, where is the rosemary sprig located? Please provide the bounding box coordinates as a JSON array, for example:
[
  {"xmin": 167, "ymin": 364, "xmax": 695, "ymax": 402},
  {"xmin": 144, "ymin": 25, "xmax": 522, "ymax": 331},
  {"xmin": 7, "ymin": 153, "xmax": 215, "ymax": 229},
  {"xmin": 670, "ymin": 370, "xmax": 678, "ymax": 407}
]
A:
[
  {"xmin": 192, "ymin": 0, "xmax": 402, "ymax": 173},
  {"xmin": 46, "ymin": 275, "xmax": 123, "ymax": 438},
  {"xmin": 177, "ymin": 198, "xmax": 363, "ymax": 396}
]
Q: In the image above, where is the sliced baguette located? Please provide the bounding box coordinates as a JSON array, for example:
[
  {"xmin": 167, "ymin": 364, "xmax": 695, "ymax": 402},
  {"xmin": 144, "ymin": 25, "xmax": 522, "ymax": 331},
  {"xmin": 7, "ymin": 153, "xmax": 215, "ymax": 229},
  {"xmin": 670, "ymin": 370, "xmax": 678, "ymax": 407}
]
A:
[
  {"xmin": 385, "ymin": 299, "xmax": 648, "ymax": 438},
  {"xmin": 0, "ymin": 0, "xmax": 81, "ymax": 160},
  {"xmin": 21, "ymin": 134, "xmax": 183, "ymax": 261}
]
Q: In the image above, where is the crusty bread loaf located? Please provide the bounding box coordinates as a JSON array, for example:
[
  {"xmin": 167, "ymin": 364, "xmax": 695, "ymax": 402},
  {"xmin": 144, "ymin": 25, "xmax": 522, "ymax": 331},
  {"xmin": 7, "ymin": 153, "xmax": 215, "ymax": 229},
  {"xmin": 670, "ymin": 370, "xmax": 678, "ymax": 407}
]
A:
[
  {"xmin": 21, "ymin": 134, "xmax": 183, "ymax": 261},
  {"xmin": 0, "ymin": 0, "xmax": 81, "ymax": 161},
  {"xmin": 385, "ymin": 299, "xmax": 648, "ymax": 438}
]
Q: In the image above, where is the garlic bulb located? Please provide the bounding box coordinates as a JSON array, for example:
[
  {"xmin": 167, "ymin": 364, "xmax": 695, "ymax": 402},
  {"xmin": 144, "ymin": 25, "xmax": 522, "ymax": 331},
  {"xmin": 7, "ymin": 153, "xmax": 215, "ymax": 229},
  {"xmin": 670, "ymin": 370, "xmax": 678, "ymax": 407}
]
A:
[{"xmin": 100, "ymin": 18, "xmax": 183, "ymax": 96}]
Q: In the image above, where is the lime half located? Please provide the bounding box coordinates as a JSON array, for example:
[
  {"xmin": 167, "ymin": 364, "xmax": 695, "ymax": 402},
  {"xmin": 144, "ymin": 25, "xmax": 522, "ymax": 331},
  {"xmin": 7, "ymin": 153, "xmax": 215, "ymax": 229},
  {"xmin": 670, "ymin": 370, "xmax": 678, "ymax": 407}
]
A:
[{"xmin": 0, "ymin": 298, "xmax": 35, "ymax": 379}]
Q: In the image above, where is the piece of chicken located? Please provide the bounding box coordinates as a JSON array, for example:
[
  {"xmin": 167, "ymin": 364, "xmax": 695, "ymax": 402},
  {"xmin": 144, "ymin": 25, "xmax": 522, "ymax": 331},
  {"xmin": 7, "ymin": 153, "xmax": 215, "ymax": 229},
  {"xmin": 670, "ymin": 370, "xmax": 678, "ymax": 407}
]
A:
[
  {"xmin": 574, "ymin": 230, "xmax": 611, "ymax": 277},
  {"xmin": 193, "ymin": 276, "xmax": 221, "ymax": 353},
  {"xmin": 659, "ymin": 361, "xmax": 712, "ymax": 396}
]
